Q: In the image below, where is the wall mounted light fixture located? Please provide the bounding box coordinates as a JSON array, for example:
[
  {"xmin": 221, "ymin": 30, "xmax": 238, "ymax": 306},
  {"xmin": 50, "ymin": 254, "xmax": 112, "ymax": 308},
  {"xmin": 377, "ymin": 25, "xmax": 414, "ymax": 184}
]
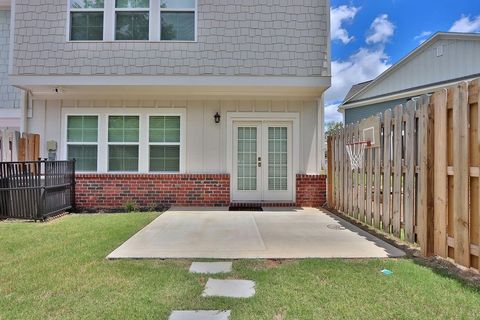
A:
[{"xmin": 214, "ymin": 112, "xmax": 221, "ymax": 124}]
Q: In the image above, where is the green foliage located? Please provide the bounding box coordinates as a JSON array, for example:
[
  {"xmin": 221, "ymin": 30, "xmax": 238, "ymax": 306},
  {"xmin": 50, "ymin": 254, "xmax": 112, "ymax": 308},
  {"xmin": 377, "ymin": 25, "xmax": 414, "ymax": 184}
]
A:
[
  {"xmin": 325, "ymin": 121, "xmax": 344, "ymax": 136},
  {"xmin": 123, "ymin": 201, "xmax": 137, "ymax": 213}
]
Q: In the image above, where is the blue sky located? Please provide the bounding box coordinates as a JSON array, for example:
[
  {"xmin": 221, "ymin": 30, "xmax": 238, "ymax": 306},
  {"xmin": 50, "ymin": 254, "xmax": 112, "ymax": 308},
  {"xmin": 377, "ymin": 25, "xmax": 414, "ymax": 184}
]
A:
[{"xmin": 325, "ymin": 0, "xmax": 480, "ymax": 123}]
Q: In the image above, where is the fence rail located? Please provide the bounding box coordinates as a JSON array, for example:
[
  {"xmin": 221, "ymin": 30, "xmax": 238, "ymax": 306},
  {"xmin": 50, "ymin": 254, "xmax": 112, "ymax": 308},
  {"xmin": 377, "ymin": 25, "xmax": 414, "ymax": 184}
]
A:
[
  {"xmin": 328, "ymin": 78, "xmax": 480, "ymax": 271},
  {"xmin": 0, "ymin": 160, "xmax": 76, "ymax": 220}
]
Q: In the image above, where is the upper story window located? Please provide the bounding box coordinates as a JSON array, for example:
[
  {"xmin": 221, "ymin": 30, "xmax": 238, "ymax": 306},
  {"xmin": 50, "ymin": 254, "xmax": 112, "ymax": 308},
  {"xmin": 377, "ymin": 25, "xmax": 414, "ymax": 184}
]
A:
[
  {"xmin": 69, "ymin": 0, "xmax": 196, "ymax": 41},
  {"xmin": 70, "ymin": 0, "xmax": 105, "ymax": 41},
  {"xmin": 115, "ymin": 0, "xmax": 150, "ymax": 40},
  {"xmin": 160, "ymin": 0, "xmax": 195, "ymax": 41}
]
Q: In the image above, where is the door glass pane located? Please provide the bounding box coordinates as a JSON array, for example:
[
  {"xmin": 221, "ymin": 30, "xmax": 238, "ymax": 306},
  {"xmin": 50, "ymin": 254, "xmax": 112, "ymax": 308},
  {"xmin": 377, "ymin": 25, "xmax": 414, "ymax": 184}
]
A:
[
  {"xmin": 268, "ymin": 127, "xmax": 288, "ymax": 190},
  {"xmin": 237, "ymin": 127, "xmax": 257, "ymax": 191}
]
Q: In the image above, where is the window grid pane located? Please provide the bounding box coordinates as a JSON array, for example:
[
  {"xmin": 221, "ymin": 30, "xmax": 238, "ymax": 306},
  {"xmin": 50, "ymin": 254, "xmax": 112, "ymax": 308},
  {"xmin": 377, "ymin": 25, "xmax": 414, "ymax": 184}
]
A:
[
  {"xmin": 108, "ymin": 145, "xmax": 139, "ymax": 172},
  {"xmin": 161, "ymin": 0, "xmax": 195, "ymax": 9},
  {"xmin": 71, "ymin": 12, "xmax": 104, "ymax": 41},
  {"xmin": 268, "ymin": 127, "xmax": 288, "ymax": 191},
  {"xmin": 150, "ymin": 145, "xmax": 180, "ymax": 172},
  {"xmin": 71, "ymin": 0, "xmax": 105, "ymax": 9},
  {"xmin": 116, "ymin": 12, "xmax": 149, "ymax": 40},
  {"xmin": 116, "ymin": 0, "xmax": 149, "ymax": 8},
  {"xmin": 161, "ymin": 11, "xmax": 195, "ymax": 41},
  {"xmin": 108, "ymin": 116, "xmax": 139, "ymax": 142},
  {"xmin": 149, "ymin": 116, "xmax": 180, "ymax": 143},
  {"xmin": 237, "ymin": 127, "xmax": 257, "ymax": 191},
  {"xmin": 68, "ymin": 145, "xmax": 98, "ymax": 171},
  {"xmin": 67, "ymin": 116, "xmax": 98, "ymax": 143}
]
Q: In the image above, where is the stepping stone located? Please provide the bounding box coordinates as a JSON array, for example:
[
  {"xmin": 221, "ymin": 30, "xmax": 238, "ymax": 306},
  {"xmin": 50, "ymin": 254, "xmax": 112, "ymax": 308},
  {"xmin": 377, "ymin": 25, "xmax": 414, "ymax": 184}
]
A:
[
  {"xmin": 202, "ymin": 279, "xmax": 255, "ymax": 298},
  {"xmin": 169, "ymin": 310, "xmax": 231, "ymax": 320},
  {"xmin": 189, "ymin": 262, "xmax": 233, "ymax": 274}
]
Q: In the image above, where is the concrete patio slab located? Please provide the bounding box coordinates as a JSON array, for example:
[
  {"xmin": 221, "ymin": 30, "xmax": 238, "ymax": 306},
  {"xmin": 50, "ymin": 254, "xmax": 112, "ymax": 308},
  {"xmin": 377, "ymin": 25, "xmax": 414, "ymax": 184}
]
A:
[
  {"xmin": 169, "ymin": 310, "xmax": 231, "ymax": 320},
  {"xmin": 190, "ymin": 262, "xmax": 233, "ymax": 274},
  {"xmin": 202, "ymin": 279, "xmax": 256, "ymax": 298},
  {"xmin": 107, "ymin": 207, "xmax": 405, "ymax": 259}
]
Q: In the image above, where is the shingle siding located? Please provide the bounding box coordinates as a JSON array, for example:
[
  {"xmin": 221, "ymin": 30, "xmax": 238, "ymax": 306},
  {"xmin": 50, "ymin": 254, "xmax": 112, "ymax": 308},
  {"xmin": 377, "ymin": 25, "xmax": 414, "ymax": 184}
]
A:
[
  {"xmin": 11, "ymin": 0, "xmax": 330, "ymax": 77},
  {"xmin": 0, "ymin": 10, "xmax": 21, "ymax": 109}
]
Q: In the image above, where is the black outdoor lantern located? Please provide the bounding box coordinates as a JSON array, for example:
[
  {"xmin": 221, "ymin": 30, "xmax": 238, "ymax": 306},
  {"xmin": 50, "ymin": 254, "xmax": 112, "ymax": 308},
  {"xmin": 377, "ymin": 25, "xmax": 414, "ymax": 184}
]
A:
[{"xmin": 214, "ymin": 112, "xmax": 221, "ymax": 124}]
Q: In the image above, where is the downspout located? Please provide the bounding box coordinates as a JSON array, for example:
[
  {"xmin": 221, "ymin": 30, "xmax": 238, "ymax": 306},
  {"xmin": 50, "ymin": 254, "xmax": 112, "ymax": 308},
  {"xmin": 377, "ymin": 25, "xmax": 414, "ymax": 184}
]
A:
[{"xmin": 317, "ymin": 97, "xmax": 326, "ymax": 173}]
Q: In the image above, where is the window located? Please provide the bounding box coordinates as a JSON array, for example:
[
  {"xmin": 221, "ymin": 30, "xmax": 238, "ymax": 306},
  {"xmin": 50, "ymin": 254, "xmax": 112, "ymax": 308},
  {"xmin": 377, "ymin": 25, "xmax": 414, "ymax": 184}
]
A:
[
  {"xmin": 149, "ymin": 116, "xmax": 180, "ymax": 172},
  {"xmin": 115, "ymin": 0, "xmax": 150, "ymax": 40},
  {"xmin": 70, "ymin": 0, "xmax": 105, "ymax": 40},
  {"xmin": 67, "ymin": 116, "xmax": 98, "ymax": 171},
  {"xmin": 69, "ymin": 0, "xmax": 196, "ymax": 41},
  {"xmin": 108, "ymin": 116, "xmax": 139, "ymax": 172},
  {"xmin": 160, "ymin": 0, "xmax": 195, "ymax": 41}
]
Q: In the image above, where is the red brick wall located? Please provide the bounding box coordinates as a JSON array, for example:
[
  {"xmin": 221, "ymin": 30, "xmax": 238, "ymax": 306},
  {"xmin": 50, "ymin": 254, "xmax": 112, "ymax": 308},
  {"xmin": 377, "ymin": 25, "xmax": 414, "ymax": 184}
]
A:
[
  {"xmin": 75, "ymin": 174, "xmax": 230, "ymax": 212},
  {"xmin": 296, "ymin": 174, "xmax": 327, "ymax": 207}
]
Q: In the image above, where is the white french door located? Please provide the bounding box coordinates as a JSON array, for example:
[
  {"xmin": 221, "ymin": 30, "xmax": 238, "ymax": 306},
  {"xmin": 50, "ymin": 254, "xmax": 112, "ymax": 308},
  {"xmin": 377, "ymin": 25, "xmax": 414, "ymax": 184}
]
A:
[{"xmin": 232, "ymin": 121, "xmax": 293, "ymax": 202}]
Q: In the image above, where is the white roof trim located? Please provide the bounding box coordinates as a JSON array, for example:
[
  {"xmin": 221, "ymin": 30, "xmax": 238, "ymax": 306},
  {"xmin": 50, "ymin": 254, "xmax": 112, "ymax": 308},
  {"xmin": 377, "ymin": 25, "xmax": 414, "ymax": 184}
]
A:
[
  {"xmin": 342, "ymin": 32, "xmax": 480, "ymax": 105},
  {"xmin": 338, "ymin": 76, "xmax": 477, "ymax": 110},
  {"xmin": 10, "ymin": 75, "xmax": 331, "ymax": 88}
]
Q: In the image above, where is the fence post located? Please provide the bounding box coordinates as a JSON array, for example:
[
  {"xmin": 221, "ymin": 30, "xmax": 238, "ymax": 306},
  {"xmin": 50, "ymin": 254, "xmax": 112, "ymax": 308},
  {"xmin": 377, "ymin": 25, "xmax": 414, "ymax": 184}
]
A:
[
  {"xmin": 327, "ymin": 136, "xmax": 333, "ymax": 207},
  {"xmin": 71, "ymin": 159, "xmax": 77, "ymax": 213}
]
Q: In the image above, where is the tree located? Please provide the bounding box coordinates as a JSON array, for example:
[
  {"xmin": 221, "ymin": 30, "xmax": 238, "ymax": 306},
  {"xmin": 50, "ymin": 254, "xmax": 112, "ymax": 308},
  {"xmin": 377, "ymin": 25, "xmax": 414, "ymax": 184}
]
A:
[{"xmin": 325, "ymin": 121, "xmax": 343, "ymax": 136}]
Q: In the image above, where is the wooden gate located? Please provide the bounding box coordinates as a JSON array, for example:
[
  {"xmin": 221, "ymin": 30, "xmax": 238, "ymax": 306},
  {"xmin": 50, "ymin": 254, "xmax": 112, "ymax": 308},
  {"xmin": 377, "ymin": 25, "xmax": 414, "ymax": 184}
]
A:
[{"xmin": 328, "ymin": 79, "xmax": 480, "ymax": 271}]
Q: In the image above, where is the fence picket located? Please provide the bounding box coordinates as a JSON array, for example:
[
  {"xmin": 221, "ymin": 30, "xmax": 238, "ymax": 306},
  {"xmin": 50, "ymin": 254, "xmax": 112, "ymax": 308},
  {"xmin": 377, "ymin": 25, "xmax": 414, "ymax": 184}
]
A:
[
  {"xmin": 404, "ymin": 101, "xmax": 416, "ymax": 242},
  {"xmin": 392, "ymin": 105, "xmax": 403, "ymax": 237},
  {"xmin": 452, "ymin": 83, "xmax": 470, "ymax": 267},
  {"xmin": 382, "ymin": 109, "xmax": 393, "ymax": 232}
]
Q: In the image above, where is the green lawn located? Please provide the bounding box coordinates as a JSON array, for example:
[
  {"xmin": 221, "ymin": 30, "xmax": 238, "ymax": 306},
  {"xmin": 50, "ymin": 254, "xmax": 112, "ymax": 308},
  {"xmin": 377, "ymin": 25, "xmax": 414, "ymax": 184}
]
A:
[{"xmin": 1, "ymin": 213, "xmax": 479, "ymax": 320}]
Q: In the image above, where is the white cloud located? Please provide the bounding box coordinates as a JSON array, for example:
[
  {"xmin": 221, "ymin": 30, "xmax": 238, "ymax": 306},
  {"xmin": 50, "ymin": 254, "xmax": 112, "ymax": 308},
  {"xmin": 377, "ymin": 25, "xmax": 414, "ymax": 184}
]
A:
[
  {"xmin": 330, "ymin": 5, "xmax": 360, "ymax": 44},
  {"xmin": 325, "ymin": 103, "xmax": 344, "ymax": 123},
  {"xmin": 366, "ymin": 14, "xmax": 395, "ymax": 44},
  {"xmin": 325, "ymin": 47, "xmax": 391, "ymax": 104},
  {"xmin": 449, "ymin": 15, "xmax": 480, "ymax": 33},
  {"xmin": 414, "ymin": 31, "xmax": 433, "ymax": 40}
]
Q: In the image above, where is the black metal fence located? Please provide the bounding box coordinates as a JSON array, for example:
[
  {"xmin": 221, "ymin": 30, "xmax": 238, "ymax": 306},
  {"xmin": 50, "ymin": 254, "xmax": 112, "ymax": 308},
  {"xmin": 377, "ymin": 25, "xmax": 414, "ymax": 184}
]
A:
[{"xmin": 0, "ymin": 160, "xmax": 76, "ymax": 220}]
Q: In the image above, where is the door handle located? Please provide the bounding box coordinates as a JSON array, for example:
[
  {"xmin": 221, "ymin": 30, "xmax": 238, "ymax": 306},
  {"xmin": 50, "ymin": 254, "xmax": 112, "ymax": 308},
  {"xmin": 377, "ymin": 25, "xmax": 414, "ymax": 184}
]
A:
[{"xmin": 258, "ymin": 157, "xmax": 262, "ymax": 167}]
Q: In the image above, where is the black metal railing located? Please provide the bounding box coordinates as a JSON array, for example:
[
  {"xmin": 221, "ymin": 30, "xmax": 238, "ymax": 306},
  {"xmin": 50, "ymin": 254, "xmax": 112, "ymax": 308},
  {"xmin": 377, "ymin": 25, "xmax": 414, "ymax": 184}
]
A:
[{"xmin": 0, "ymin": 160, "xmax": 76, "ymax": 220}]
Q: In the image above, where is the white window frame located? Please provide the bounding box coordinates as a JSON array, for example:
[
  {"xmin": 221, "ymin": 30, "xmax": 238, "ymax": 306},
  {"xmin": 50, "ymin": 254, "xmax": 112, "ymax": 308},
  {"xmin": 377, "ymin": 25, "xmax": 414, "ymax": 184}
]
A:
[
  {"xmin": 65, "ymin": 115, "xmax": 100, "ymax": 173},
  {"xmin": 107, "ymin": 114, "xmax": 141, "ymax": 172},
  {"xmin": 67, "ymin": 0, "xmax": 197, "ymax": 42},
  {"xmin": 148, "ymin": 115, "xmax": 182, "ymax": 173},
  {"xmin": 67, "ymin": 0, "xmax": 107, "ymax": 41},
  {"xmin": 61, "ymin": 108, "xmax": 186, "ymax": 173}
]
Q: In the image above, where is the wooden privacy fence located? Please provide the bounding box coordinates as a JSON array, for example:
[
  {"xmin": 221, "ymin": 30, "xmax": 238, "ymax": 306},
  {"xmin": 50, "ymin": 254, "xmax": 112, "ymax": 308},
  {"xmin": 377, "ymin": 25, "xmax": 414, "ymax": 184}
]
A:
[
  {"xmin": 0, "ymin": 160, "xmax": 76, "ymax": 220},
  {"xmin": 0, "ymin": 130, "xmax": 40, "ymax": 162},
  {"xmin": 328, "ymin": 79, "xmax": 480, "ymax": 271}
]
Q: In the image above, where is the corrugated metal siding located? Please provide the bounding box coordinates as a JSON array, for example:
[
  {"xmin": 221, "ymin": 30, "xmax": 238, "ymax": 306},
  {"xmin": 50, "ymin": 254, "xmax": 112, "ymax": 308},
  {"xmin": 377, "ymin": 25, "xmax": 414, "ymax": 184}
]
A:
[
  {"xmin": 0, "ymin": 10, "xmax": 21, "ymax": 109},
  {"xmin": 344, "ymin": 98, "xmax": 408, "ymax": 124},
  {"xmin": 355, "ymin": 38, "xmax": 480, "ymax": 101}
]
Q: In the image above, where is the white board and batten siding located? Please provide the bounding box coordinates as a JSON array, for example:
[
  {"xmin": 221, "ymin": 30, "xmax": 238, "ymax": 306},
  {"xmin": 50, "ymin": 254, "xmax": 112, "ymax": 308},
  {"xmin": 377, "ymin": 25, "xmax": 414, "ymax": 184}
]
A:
[{"xmin": 26, "ymin": 98, "xmax": 323, "ymax": 175}]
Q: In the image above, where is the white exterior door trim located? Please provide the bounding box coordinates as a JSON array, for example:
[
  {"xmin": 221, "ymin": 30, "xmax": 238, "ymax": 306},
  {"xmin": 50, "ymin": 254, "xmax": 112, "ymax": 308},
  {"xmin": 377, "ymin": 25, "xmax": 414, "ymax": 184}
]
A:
[{"xmin": 226, "ymin": 112, "xmax": 300, "ymax": 203}]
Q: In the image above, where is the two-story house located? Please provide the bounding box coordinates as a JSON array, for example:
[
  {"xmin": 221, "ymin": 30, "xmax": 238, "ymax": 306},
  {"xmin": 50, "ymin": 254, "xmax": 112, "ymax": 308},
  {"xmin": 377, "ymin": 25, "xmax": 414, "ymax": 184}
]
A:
[{"xmin": 7, "ymin": 0, "xmax": 331, "ymax": 211}]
